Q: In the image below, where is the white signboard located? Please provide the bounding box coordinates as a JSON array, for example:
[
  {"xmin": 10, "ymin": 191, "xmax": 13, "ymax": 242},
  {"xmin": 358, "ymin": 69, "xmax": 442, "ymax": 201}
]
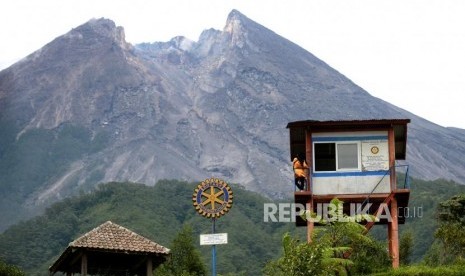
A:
[
  {"xmin": 200, "ymin": 233, "xmax": 228, "ymax": 245},
  {"xmin": 361, "ymin": 140, "xmax": 389, "ymax": 171}
]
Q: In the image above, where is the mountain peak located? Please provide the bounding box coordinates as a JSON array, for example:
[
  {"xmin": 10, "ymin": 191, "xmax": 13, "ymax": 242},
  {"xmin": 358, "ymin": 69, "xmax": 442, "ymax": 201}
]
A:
[
  {"xmin": 86, "ymin": 18, "xmax": 117, "ymax": 30},
  {"xmin": 226, "ymin": 9, "xmax": 247, "ymax": 21},
  {"xmin": 224, "ymin": 9, "xmax": 249, "ymax": 33},
  {"xmin": 66, "ymin": 18, "xmax": 129, "ymax": 49},
  {"xmin": 223, "ymin": 9, "xmax": 257, "ymax": 48}
]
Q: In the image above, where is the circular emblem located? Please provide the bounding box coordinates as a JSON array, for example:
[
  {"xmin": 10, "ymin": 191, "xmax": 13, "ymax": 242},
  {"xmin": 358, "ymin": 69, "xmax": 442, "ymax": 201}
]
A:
[
  {"xmin": 193, "ymin": 178, "xmax": 233, "ymax": 218},
  {"xmin": 371, "ymin": 146, "xmax": 380, "ymax": 154}
]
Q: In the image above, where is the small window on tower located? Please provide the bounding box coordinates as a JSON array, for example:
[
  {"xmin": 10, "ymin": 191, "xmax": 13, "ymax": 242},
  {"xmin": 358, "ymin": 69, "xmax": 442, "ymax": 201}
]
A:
[
  {"xmin": 337, "ymin": 143, "xmax": 359, "ymax": 170},
  {"xmin": 314, "ymin": 142, "xmax": 361, "ymax": 172},
  {"xmin": 314, "ymin": 143, "xmax": 336, "ymax": 171}
]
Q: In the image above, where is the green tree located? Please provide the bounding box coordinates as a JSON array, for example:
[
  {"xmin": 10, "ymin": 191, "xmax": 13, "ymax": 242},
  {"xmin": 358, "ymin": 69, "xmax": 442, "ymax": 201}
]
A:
[
  {"xmin": 263, "ymin": 232, "xmax": 338, "ymax": 276},
  {"xmin": 423, "ymin": 240, "xmax": 452, "ymax": 266},
  {"xmin": 0, "ymin": 258, "xmax": 25, "ymax": 276},
  {"xmin": 154, "ymin": 225, "xmax": 207, "ymax": 276},
  {"xmin": 314, "ymin": 198, "xmax": 390, "ymax": 274},
  {"xmin": 399, "ymin": 229, "xmax": 414, "ymax": 265},
  {"xmin": 265, "ymin": 198, "xmax": 390, "ymax": 275},
  {"xmin": 425, "ymin": 194, "xmax": 465, "ymax": 265}
]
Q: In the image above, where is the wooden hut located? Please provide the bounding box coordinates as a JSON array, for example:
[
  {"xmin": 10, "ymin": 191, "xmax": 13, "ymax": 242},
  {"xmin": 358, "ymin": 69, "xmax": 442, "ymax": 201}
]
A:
[{"xmin": 49, "ymin": 221, "xmax": 170, "ymax": 276}]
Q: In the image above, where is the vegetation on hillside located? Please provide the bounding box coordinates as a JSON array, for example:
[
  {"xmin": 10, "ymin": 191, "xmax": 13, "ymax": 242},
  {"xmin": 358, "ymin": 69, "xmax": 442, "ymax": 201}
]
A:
[
  {"xmin": 370, "ymin": 177, "xmax": 465, "ymax": 261},
  {"xmin": 0, "ymin": 180, "xmax": 297, "ymax": 275},
  {"xmin": 0, "ymin": 122, "xmax": 110, "ymax": 230},
  {"xmin": 1, "ymin": 177, "xmax": 465, "ymax": 275},
  {"xmin": 0, "ymin": 258, "xmax": 25, "ymax": 276},
  {"xmin": 423, "ymin": 193, "xmax": 465, "ymax": 266}
]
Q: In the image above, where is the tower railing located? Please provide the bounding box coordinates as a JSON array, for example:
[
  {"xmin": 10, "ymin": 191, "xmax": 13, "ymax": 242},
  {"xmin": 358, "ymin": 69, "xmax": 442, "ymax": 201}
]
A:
[
  {"xmin": 293, "ymin": 164, "xmax": 410, "ymax": 195},
  {"xmin": 297, "ymin": 165, "xmax": 410, "ymax": 206},
  {"xmin": 358, "ymin": 164, "xmax": 410, "ymax": 212},
  {"xmin": 395, "ymin": 164, "xmax": 410, "ymax": 190}
]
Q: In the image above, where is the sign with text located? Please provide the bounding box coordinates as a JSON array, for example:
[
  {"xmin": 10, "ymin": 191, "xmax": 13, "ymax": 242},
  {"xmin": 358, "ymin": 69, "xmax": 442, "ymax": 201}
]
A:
[
  {"xmin": 200, "ymin": 233, "xmax": 228, "ymax": 245},
  {"xmin": 361, "ymin": 140, "xmax": 389, "ymax": 171}
]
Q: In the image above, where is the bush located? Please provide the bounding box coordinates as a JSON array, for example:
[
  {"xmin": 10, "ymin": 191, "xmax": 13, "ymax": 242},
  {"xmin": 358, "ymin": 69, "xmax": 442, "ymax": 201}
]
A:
[{"xmin": 0, "ymin": 258, "xmax": 25, "ymax": 276}]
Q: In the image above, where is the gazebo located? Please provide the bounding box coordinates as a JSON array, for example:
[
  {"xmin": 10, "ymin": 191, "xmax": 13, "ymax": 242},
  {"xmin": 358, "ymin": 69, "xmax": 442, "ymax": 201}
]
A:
[{"xmin": 49, "ymin": 221, "xmax": 170, "ymax": 276}]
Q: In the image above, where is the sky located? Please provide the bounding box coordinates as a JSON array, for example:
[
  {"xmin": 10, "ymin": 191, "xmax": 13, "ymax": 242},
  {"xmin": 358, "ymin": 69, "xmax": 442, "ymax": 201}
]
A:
[{"xmin": 1, "ymin": 0, "xmax": 464, "ymax": 129}]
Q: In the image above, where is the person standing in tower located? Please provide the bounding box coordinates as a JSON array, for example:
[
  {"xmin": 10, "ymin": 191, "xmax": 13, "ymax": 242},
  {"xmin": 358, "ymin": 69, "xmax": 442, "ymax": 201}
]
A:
[{"xmin": 293, "ymin": 153, "xmax": 308, "ymax": 190}]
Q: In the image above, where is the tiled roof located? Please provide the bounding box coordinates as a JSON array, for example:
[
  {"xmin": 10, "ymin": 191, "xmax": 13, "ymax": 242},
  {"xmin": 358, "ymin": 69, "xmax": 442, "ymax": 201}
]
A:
[{"xmin": 69, "ymin": 221, "xmax": 170, "ymax": 254}]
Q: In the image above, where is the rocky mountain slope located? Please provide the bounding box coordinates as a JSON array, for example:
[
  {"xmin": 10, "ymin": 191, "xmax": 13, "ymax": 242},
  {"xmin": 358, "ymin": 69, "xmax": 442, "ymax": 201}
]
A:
[{"xmin": 1, "ymin": 10, "xmax": 464, "ymax": 230}]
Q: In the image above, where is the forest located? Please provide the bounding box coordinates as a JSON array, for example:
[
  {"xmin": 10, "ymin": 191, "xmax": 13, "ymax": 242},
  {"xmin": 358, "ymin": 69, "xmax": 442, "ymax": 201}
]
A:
[{"xmin": 1, "ymin": 177, "xmax": 465, "ymax": 275}]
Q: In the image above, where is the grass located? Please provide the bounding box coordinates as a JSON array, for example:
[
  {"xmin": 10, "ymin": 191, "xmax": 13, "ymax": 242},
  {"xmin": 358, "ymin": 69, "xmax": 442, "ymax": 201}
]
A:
[{"xmin": 371, "ymin": 263, "xmax": 465, "ymax": 276}]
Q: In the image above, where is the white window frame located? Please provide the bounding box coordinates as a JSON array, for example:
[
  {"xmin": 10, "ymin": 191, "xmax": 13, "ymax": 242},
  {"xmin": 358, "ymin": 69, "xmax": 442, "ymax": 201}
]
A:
[
  {"xmin": 313, "ymin": 141, "xmax": 361, "ymax": 172},
  {"xmin": 336, "ymin": 141, "xmax": 361, "ymax": 171}
]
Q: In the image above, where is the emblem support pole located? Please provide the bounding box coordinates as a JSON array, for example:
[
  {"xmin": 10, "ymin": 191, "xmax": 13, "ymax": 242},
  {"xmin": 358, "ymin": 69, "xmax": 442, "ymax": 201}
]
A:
[
  {"xmin": 193, "ymin": 178, "xmax": 233, "ymax": 276},
  {"xmin": 212, "ymin": 217, "xmax": 216, "ymax": 276}
]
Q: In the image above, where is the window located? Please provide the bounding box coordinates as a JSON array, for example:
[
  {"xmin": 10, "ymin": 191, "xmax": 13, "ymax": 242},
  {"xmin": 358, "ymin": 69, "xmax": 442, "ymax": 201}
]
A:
[
  {"xmin": 337, "ymin": 143, "xmax": 359, "ymax": 170},
  {"xmin": 314, "ymin": 143, "xmax": 336, "ymax": 171},
  {"xmin": 314, "ymin": 142, "xmax": 360, "ymax": 172}
]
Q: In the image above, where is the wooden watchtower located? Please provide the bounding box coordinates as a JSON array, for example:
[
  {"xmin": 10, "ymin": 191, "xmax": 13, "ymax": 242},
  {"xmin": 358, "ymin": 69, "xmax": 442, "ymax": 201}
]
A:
[{"xmin": 287, "ymin": 119, "xmax": 410, "ymax": 268}]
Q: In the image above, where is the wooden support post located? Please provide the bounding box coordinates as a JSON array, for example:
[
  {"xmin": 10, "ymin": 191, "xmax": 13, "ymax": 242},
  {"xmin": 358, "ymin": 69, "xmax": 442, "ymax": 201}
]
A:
[
  {"xmin": 81, "ymin": 252, "xmax": 87, "ymax": 276},
  {"xmin": 388, "ymin": 198, "xmax": 399, "ymax": 268},
  {"xmin": 146, "ymin": 257, "xmax": 153, "ymax": 276},
  {"xmin": 388, "ymin": 128, "xmax": 396, "ymax": 191},
  {"xmin": 306, "ymin": 199, "xmax": 314, "ymax": 243},
  {"xmin": 305, "ymin": 128, "xmax": 313, "ymax": 243},
  {"xmin": 305, "ymin": 129, "xmax": 312, "ymax": 192},
  {"xmin": 388, "ymin": 215, "xmax": 393, "ymax": 263}
]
